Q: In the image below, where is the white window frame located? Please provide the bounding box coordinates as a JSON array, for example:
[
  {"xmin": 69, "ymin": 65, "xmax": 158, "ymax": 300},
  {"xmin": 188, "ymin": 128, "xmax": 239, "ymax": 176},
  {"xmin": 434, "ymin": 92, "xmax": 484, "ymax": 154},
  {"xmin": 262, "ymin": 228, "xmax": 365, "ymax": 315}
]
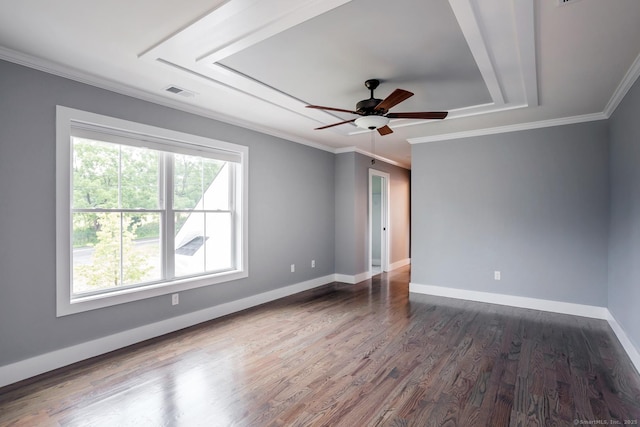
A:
[{"xmin": 56, "ymin": 106, "xmax": 249, "ymax": 316}]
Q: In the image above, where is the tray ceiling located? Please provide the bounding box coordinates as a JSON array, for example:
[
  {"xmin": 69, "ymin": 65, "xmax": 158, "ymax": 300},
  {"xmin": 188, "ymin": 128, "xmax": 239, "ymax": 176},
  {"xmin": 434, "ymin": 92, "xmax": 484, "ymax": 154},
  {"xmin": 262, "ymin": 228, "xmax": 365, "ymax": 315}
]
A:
[{"xmin": 1, "ymin": 0, "xmax": 639, "ymax": 168}]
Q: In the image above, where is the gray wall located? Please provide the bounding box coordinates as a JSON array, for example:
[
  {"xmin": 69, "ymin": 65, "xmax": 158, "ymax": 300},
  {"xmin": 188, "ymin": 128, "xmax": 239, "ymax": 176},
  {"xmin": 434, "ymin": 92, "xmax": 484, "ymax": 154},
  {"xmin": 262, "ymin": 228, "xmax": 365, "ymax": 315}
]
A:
[
  {"xmin": 334, "ymin": 152, "xmax": 411, "ymax": 276},
  {"xmin": 334, "ymin": 152, "xmax": 358, "ymax": 275},
  {"xmin": 360, "ymin": 153, "xmax": 412, "ymax": 272},
  {"xmin": 0, "ymin": 59, "xmax": 336, "ymax": 366},
  {"xmin": 411, "ymin": 122, "xmax": 610, "ymax": 306},
  {"xmin": 609, "ymin": 76, "xmax": 640, "ymax": 350}
]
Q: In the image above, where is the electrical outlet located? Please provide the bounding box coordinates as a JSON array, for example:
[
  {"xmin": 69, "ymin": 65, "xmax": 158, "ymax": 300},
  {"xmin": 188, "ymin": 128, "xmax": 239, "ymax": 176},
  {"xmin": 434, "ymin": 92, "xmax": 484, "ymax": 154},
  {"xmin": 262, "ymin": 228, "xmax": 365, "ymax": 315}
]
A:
[
  {"xmin": 291, "ymin": 264, "xmax": 295, "ymax": 273},
  {"xmin": 172, "ymin": 293, "xmax": 179, "ymax": 305},
  {"xmin": 494, "ymin": 271, "xmax": 501, "ymax": 281},
  {"xmin": 311, "ymin": 260, "xmax": 315, "ymax": 268}
]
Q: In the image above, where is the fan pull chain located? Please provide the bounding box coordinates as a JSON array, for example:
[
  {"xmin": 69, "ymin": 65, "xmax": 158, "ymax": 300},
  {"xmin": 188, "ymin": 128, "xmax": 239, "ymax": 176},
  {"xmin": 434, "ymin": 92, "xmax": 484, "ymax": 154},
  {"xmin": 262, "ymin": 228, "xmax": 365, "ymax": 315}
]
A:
[{"xmin": 370, "ymin": 130, "xmax": 376, "ymax": 165}]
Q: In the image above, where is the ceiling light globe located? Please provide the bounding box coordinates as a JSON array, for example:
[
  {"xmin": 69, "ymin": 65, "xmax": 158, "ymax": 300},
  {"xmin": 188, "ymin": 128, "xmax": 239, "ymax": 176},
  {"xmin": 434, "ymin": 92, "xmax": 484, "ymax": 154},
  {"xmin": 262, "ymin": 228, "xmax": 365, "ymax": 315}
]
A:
[{"xmin": 355, "ymin": 115, "xmax": 389, "ymax": 130}]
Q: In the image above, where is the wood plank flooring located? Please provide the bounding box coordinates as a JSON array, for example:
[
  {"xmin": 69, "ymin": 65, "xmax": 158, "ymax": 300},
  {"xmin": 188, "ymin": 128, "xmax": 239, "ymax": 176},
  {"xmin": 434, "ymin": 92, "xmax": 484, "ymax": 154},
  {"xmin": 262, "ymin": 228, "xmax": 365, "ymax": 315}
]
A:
[{"xmin": 1, "ymin": 266, "xmax": 639, "ymax": 426}]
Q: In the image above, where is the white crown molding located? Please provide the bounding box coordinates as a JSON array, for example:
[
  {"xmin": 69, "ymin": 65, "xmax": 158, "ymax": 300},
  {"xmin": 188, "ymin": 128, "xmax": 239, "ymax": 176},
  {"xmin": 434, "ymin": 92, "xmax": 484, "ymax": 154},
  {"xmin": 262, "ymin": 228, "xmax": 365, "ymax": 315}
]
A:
[
  {"xmin": 513, "ymin": 0, "xmax": 539, "ymax": 107},
  {"xmin": 141, "ymin": 0, "xmax": 538, "ymax": 138},
  {"xmin": 603, "ymin": 52, "xmax": 640, "ymax": 118},
  {"xmin": 2, "ymin": 40, "xmax": 635, "ymax": 157},
  {"xmin": 408, "ymin": 52, "xmax": 640, "ymax": 144},
  {"xmin": 449, "ymin": 0, "xmax": 505, "ymax": 105},
  {"xmin": 334, "ymin": 146, "xmax": 409, "ymax": 169},
  {"xmin": 141, "ymin": 0, "xmax": 356, "ymax": 135},
  {"xmin": 0, "ymin": 46, "xmax": 338, "ymax": 155},
  {"xmin": 408, "ymin": 112, "xmax": 608, "ymax": 144},
  {"xmin": 196, "ymin": 0, "xmax": 353, "ymax": 64}
]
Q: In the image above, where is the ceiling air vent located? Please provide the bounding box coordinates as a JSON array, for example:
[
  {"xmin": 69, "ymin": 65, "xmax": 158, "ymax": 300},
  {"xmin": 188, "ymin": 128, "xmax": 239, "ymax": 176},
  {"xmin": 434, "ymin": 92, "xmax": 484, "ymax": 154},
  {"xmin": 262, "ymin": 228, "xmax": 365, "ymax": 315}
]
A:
[
  {"xmin": 557, "ymin": 0, "xmax": 581, "ymax": 6},
  {"xmin": 164, "ymin": 85, "xmax": 196, "ymax": 98}
]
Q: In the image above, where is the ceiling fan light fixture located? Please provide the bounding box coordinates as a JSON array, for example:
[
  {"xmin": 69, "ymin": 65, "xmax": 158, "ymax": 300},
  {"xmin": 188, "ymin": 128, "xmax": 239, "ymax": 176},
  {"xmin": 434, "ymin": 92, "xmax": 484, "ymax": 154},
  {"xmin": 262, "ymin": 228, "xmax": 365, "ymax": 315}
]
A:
[{"xmin": 355, "ymin": 115, "xmax": 389, "ymax": 130}]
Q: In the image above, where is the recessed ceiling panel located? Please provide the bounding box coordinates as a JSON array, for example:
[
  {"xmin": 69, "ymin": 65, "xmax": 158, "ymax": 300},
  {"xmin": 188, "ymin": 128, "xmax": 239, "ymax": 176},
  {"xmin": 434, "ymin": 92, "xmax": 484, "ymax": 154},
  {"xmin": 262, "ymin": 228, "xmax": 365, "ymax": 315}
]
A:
[{"xmin": 219, "ymin": 0, "xmax": 491, "ymax": 115}]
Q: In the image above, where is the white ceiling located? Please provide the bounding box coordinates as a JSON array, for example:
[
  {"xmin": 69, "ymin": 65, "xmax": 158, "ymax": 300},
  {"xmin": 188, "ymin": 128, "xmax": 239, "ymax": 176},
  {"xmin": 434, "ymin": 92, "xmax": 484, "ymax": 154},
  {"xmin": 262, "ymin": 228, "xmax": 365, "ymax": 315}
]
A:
[{"xmin": 1, "ymin": 0, "xmax": 639, "ymax": 168}]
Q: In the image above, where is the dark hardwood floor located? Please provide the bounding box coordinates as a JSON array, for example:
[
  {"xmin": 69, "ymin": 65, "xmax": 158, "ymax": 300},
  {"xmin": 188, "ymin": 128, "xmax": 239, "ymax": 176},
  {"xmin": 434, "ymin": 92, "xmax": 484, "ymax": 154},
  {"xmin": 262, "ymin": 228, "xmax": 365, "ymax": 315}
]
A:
[{"xmin": 1, "ymin": 266, "xmax": 639, "ymax": 426}]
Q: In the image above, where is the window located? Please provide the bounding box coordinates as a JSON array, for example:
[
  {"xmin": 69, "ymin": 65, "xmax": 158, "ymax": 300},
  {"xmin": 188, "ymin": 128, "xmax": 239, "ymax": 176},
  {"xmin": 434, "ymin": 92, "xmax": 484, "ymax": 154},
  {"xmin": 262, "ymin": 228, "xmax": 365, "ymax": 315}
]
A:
[{"xmin": 56, "ymin": 106, "xmax": 248, "ymax": 316}]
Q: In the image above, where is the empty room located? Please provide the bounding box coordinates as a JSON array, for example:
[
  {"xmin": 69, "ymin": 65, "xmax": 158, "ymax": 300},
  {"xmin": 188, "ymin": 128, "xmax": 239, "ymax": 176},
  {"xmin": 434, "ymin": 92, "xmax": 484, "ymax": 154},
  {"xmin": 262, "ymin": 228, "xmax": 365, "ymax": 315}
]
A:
[{"xmin": 1, "ymin": 0, "xmax": 640, "ymax": 425}]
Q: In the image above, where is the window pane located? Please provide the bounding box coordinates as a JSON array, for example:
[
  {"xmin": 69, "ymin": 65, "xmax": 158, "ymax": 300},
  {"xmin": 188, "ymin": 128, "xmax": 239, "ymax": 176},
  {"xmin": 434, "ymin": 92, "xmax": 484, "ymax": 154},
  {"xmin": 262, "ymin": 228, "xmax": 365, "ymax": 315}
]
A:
[
  {"xmin": 73, "ymin": 212, "xmax": 122, "ymax": 294},
  {"xmin": 72, "ymin": 138, "xmax": 119, "ymax": 209},
  {"xmin": 59, "ymin": 107, "xmax": 249, "ymax": 315},
  {"xmin": 173, "ymin": 155, "xmax": 227, "ymax": 211},
  {"xmin": 72, "ymin": 212, "xmax": 99, "ymax": 248},
  {"xmin": 173, "ymin": 154, "xmax": 203, "ymax": 210},
  {"xmin": 174, "ymin": 212, "xmax": 205, "ymax": 277},
  {"xmin": 121, "ymin": 146, "xmax": 160, "ymax": 209},
  {"xmin": 205, "ymin": 212, "xmax": 232, "ymax": 271},
  {"xmin": 73, "ymin": 212, "xmax": 162, "ymax": 294},
  {"xmin": 122, "ymin": 213, "xmax": 162, "ymax": 285},
  {"xmin": 203, "ymin": 161, "xmax": 230, "ymax": 211}
]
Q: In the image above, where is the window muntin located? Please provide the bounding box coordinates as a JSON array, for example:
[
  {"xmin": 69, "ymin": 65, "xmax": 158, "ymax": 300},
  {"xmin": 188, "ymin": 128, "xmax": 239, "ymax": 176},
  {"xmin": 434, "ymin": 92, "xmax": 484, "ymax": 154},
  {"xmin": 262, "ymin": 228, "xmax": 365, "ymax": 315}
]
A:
[
  {"xmin": 57, "ymin": 106, "xmax": 248, "ymax": 316},
  {"xmin": 71, "ymin": 139, "xmax": 164, "ymax": 295}
]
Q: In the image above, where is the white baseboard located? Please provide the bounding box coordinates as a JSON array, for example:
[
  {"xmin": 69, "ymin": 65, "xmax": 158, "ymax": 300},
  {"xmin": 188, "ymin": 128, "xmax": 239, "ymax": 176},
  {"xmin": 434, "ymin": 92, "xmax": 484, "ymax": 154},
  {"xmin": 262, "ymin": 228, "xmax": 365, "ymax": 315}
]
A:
[
  {"xmin": 606, "ymin": 312, "xmax": 640, "ymax": 375},
  {"xmin": 335, "ymin": 260, "xmax": 411, "ymax": 285},
  {"xmin": 0, "ymin": 274, "xmax": 335, "ymax": 389},
  {"xmin": 6, "ymin": 276, "xmax": 636, "ymax": 389},
  {"xmin": 410, "ymin": 282, "xmax": 640, "ymax": 375},
  {"xmin": 389, "ymin": 258, "xmax": 411, "ymax": 271},
  {"xmin": 335, "ymin": 271, "xmax": 370, "ymax": 284},
  {"xmin": 409, "ymin": 282, "xmax": 609, "ymax": 319}
]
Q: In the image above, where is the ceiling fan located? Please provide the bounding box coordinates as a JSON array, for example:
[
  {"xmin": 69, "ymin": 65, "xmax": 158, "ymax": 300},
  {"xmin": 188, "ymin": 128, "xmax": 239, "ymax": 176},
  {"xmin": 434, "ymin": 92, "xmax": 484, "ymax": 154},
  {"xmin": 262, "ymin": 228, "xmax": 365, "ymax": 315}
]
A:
[{"xmin": 306, "ymin": 79, "xmax": 448, "ymax": 136}]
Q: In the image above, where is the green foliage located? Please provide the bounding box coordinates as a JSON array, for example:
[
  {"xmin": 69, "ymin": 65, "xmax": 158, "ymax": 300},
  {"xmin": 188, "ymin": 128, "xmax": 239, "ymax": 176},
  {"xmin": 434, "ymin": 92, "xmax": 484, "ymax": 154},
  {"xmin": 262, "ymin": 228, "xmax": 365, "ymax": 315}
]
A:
[
  {"xmin": 76, "ymin": 213, "xmax": 151, "ymax": 288},
  {"xmin": 71, "ymin": 138, "xmax": 224, "ymax": 247},
  {"xmin": 72, "ymin": 139, "xmax": 160, "ymax": 209},
  {"xmin": 173, "ymin": 154, "xmax": 223, "ymax": 209}
]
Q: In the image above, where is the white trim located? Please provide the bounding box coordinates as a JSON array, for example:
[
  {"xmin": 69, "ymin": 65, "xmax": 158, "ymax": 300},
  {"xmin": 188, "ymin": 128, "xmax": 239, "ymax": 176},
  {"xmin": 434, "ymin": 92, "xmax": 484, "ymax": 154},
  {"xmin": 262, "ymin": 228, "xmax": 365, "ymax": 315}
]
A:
[
  {"xmin": 335, "ymin": 260, "xmax": 411, "ymax": 286},
  {"xmin": 56, "ymin": 106, "xmax": 249, "ymax": 316},
  {"xmin": 606, "ymin": 312, "xmax": 640, "ymax": 375},
  {"xmin": 410, "ymin": 282, "xmax": 640, "ymax": 375},
  {"xmin": 407, "ymin": 52, "xmax": 640, "ymax": 145},
  {"xmin": 3, "ymin": 43, "xmax": 637, "ymax": 161},
  {"xmin": 448, "ymin": 0, "xmax": 505, "ymax": 105},
  {"xmin": 334, "ymin": 272, "xmax": 370, "ymax": 285},
  {"xmin": 409, "ymin": 282, "xmax": 609, "ymax": 319},
  {"xmin": 389, "ymin": 258, "xmax": 411, "ymax": 271},
  {"xmin": 4, "ymin": 274, "xmax": 637, "ymax": 388},
  {"xmin": 369, "ymin": 169, "xmax": 391, "ymax": 276},
  {"xmin": 334, "ymin": 146, "xmax": 409, "ymax": 169},
  {"xmin": 0, "ymin": 274, "xmax": 335, "ymax": 389},
  {"xmin": 513, "ymin": 0, "xmax": 538, "ymax": 107},
  {"xmin": 408, "ymin": 112, "xmax": 608, "ymax": 144},
  {"xmin": 603, "ymin": 52, "xmax": 640, "ymax": 117},
  {"xmin": 0, "ymin": 47, "xmax": 336, "ymax": 156}
]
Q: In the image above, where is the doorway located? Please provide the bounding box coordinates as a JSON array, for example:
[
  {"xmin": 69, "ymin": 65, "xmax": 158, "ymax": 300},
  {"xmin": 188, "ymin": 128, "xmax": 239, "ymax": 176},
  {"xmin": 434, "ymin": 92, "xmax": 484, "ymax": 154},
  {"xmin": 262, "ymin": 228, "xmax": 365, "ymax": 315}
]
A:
[{"xmin": 369, "ymin": 169, "xmax": 390, "ymax": 277}]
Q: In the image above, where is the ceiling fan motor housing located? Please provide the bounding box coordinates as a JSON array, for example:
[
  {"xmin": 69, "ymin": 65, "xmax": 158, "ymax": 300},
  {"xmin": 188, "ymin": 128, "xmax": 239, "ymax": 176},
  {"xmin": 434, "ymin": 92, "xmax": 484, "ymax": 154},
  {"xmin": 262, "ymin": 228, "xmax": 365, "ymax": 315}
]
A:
[
  {"xmin": 358, "ymin": 78, "xmax": 385, "ymax": 114},
  {"xmin": 356, "ymin": 97, "xmax": 384, "ymax": 114}
]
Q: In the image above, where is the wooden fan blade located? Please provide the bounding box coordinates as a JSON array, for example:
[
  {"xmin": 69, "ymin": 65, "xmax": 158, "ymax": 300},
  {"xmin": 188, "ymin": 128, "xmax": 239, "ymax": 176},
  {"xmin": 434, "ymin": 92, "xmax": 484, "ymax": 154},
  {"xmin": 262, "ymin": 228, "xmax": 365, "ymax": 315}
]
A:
[
  {"xmin": 386, "ymin": 111, "xmax": 448, "ymax": 120},
  {"xmin": 374, "ymin": 89, "xmax": 414, "ymax": 112},
  {"xmin": 306, "ymin": 105, "xmax": 359, "ymax": 115},
  {"xmin": 377, "ymin": 125, "xmax": 393, "ymax": 136},
  {"xmin": 314, "ymin": 118, "xmax": 356, "ymax": 130}
]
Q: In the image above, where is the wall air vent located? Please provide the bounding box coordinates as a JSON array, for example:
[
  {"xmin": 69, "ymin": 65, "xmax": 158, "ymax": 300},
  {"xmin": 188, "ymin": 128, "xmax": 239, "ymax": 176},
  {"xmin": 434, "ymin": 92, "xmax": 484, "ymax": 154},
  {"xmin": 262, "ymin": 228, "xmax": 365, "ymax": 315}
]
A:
[{"xmin": 164, "ymin": 85, "xmax": 196, "ymax": 98}]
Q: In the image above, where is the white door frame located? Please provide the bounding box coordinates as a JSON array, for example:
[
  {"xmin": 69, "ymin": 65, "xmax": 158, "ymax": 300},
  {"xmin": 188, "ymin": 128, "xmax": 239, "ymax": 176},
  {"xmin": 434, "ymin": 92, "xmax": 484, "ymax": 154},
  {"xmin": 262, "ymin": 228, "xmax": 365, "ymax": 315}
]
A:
[{"xmin": 369, "ymin": 169, "xmax": 390, "ymax": 275}]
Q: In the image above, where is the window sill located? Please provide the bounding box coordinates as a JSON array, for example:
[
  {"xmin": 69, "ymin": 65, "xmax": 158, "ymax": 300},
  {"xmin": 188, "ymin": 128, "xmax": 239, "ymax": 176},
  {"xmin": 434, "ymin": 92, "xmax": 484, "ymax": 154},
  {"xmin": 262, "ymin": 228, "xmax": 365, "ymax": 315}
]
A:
[{"xmin": 57, "ymin": 269, "xmax": 248, "ymax": 317}]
